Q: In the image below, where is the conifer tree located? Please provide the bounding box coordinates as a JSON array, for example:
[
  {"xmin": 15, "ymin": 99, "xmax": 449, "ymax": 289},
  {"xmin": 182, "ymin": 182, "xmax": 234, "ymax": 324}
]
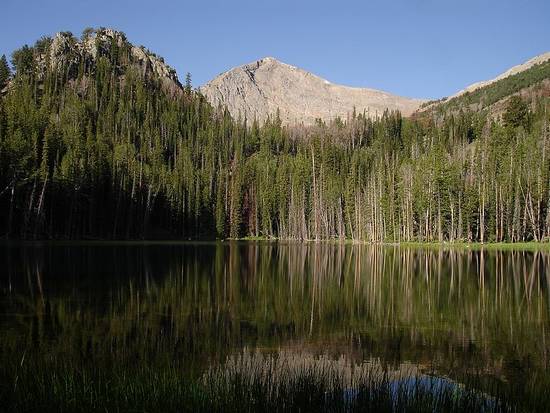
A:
[
  {"xmin": 503, "ymin": 95, "xmax": 529, "ymax": 131},
  {"xmin": 185, "ymin": 72, "xmax": 192, "ymax": 93},
  {"xmin": 1, "ymin": 29, "xmax": 550, "ymax": 242},
  {"xmin": 0, "ymin": 55, "xmax": 10, "ymax": 87}
]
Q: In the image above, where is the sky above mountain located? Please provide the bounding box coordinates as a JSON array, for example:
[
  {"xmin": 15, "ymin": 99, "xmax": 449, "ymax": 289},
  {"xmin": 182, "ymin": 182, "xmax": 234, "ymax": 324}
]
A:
[{"xmin": 2, "ymin": 0, "xmax": 549, "ymax": 99}]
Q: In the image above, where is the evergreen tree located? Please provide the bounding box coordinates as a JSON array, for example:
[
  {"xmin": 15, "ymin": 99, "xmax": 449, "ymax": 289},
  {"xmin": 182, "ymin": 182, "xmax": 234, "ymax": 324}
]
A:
[
  {"xmin": 185, "ymin": 72, "xmax": 192, "ymax": 93},
  {"xmin": 1, "ymin": 29, "xmax": 550, "ymax": 242},
  {"xmin": 503, "ymin": 95, "xmax": 529, "ymax": 131},
  {"xmin": 0, "ymin": 55, "xmax": 10, "ymax": 87},
  {"xmin": 11, "ymin": 46, "xmax": 34, "ymax": 75},
  {"xmin": 81, "ymin": 27, "xmax": 94, "ymax": 41}
]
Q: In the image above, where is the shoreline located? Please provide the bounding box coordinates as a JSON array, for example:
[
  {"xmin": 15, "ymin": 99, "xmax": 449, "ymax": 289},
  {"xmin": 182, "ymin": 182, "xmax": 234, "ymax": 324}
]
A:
[{"xmin": 1, "ymin": 238, "xmax": 550, "ymax": 250}]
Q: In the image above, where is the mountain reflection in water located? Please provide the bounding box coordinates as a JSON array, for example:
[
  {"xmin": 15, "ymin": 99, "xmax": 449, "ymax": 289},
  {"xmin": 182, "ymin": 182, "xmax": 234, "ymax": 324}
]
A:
[{"xmin": 1, "ymin": 242, "xmax": 549, "ymax": 409}]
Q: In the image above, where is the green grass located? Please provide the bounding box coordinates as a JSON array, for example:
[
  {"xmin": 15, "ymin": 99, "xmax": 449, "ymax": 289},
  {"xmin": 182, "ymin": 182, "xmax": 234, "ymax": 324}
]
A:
[
  {"xmin": 4, "ymin": 237, "xmax": 550, "ymax": 251},
  {"xmin": 394, "ymin": 241, "xmax": 550, "ymax": 251},
  {"xmin": 233, "ymin": 237, "xmax": 550, "ymax": 251},
  {"xmin": 1, "ymin": 353, "xmax": 512, "ymax": 413}
]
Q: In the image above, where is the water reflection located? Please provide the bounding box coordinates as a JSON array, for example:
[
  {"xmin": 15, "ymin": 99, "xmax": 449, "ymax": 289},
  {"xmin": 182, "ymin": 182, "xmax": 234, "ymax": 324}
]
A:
[{"xmin": 1, "ymin": 242, "xmax": 549, "ymax": 390}]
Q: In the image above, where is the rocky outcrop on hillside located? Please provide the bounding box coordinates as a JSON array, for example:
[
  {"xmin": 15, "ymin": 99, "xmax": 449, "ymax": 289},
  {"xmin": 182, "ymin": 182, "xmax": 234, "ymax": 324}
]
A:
[
  {"xmin": 40, "ymin": 28, "xmax": 182, "ymax": 92},
  {"xmin": 200, "ymin": 57, "xmax": 426, "ymax": 125}
]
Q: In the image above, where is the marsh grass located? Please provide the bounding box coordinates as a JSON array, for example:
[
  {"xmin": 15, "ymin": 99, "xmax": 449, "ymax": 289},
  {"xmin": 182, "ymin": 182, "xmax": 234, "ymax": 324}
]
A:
[
  {"xmin": 203, "ymin": 351, "xmax": 505, "ymax": 412},
  {"xmin": 3, "ymin": 244, "xmax": 550, "ymax": 412},
  {"xmin": 0, "ymin": 350, "xmax": 525, "ymax": 412}
]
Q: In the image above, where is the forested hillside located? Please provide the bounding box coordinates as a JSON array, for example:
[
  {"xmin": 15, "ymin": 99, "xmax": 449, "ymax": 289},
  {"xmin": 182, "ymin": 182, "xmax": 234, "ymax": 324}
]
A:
[
  {"xmin": 1, "ymin": 29, "xmax": 550, "ymax": 241},
  {"xmin": 420, "ymin": 57, "xmax": 550, "ymax": 116}
]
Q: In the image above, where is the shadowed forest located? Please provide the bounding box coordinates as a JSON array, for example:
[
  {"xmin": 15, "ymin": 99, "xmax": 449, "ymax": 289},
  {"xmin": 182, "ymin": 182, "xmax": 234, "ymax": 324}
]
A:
[{"xmin": 1, "ymin": 29, "xmax": 550, "ymax": 242}]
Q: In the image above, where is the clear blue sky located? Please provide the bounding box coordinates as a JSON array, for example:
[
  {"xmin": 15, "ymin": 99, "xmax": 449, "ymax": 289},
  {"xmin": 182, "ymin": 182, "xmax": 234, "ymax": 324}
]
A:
[{"xmin": 2, "ymin": 0, "xmax": 549, "ymax": 99}]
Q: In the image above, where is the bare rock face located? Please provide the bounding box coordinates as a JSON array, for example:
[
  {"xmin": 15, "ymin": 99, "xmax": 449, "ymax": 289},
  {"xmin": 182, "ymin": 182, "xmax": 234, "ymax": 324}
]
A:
[
  {"xmin": 49, "ymin": 32, "xmax": 81, "ymax": 72},
  {"xmin": 45, "ymin": 29, "xmax": 182, "ymax": 91},
  {"xmin": 200, "ymin": 57, "xmax": 426, "ymax": 125}
]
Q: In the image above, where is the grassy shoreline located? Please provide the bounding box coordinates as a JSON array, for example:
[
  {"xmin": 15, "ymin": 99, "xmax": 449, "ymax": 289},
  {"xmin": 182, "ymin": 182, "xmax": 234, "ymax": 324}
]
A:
[
  {"xmin": 389, "ymin": 241, "xmax": 550, "ymax": 250},
  {"xmin": 233, "ymin": 237, "xmax": 550, "ymax": 251},
  {"xmin": 2, "ymin": 237, "xmax": 550, "ymax": 251},
  {"xmin": 0, "ymin": 351, "xmax": 512, "ymax": 413}
]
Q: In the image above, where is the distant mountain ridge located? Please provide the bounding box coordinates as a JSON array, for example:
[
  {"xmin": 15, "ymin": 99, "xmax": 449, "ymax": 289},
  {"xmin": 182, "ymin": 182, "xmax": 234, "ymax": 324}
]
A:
[
  {"xmin": 199, "ymin": 57, "xmax": 426, "ymax": 125},
  {"xmin": 418, "ymin": 52, "xmax": 550, "ymax": 116},
  {"xmin": 451, "ymin": 52, "xmax": 550, "ymax": 99},
  {"xmin": 201, "ymin": 53, "xmax": 550, "ymax": 125}
]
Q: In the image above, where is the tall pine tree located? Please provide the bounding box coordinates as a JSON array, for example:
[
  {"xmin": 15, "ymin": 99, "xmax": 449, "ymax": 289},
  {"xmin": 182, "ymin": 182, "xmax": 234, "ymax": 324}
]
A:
[{"xmin": 0, "ymin": 55, "xmax": 10, "ymax": 87}]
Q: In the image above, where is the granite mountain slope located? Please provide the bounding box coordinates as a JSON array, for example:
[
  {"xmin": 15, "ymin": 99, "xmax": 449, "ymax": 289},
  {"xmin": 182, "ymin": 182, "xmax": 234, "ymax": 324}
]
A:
[{"xmin": 200, "ymin": 57, "xmax": 425, "ymax": 125}]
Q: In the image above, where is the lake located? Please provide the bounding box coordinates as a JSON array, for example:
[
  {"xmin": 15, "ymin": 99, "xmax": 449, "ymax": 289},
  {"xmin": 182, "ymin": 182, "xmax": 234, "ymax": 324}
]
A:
[{"xmin": 1, "ymin": 242, "xmax": 549, "ymax": 411}]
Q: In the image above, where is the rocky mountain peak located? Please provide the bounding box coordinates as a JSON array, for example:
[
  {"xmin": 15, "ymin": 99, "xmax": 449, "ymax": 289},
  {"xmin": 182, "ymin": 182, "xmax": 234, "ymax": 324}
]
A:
[
  {"xmin": 258, "ymin": 56, "xmax": 277, "ymax": 64},
  {"xmin": 200, "ymin": 58, "xmax": 426, "ymax": 125}
]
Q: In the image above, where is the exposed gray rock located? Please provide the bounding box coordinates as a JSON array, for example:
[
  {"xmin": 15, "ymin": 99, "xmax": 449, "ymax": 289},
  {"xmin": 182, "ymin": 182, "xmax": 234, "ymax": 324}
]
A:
[
  {"xmin": 49, "ymin": 33, "xmax": 80, "ymax": 72},
  {"xmin": 44, "ymin": 29, "xmax": 182, "ymax": 91},
  {"xmin": 200, "ymin": 57, "xmax": 426, "ymax": 125}
]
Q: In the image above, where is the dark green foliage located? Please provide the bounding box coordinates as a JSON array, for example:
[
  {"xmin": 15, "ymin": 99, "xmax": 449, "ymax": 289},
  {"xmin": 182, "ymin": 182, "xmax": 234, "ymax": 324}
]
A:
[
  {"xmin": 503, "ymin": 95, "xmax": 529, "ymax": 130},
  {"xmin": 10, "ymin": 45, "xmax": 34, "ymax": 75},
  {"xmin": 433, "ymin": 57, "xmax": 550, "ymax": 113},
  {"xmin": 33, "ymin": 36, "xmax": 52, "ymax": 54},
  {"xmin": 0, "ymin": 55, "xmax": 10, "ymax": 86},
  {"xmin": 1, "ymin": 30, "xmax": 550, "ymax": 241},
  {"xmin": 81, "ymin": 27, "xmax": 94, "ymax": 40},
  {"xmin": 185, "ymin": 71, "xmax": 192, "ymax": 93}
]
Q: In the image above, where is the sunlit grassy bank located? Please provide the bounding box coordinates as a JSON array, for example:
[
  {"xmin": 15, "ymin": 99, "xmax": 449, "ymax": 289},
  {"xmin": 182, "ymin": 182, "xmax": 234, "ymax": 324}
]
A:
[
  {"xmin": 394, "ymin": 241, "xmax": 550, "ymax": 250},
  {"xmin": 236, "ymin": 237, "xmax": 550, "ymax": 251}
]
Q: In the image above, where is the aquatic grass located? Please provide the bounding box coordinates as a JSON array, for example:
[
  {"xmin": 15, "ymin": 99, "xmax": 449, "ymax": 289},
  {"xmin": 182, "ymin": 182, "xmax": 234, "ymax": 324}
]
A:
[
  {"xmin": 3, "ymin": 243, "xmax": 550, "ymax": 411},
  {"xmin": 1, "ymin": 356, "xmax": 204, "ymax": 412},
  {"xmin": 0, "ymin": 349, "xmax": 518, "ymax": 412},
  {"xmin": 200, "ymin": 351, "xmax": 511, "ymax": 412},
  {"xmin": 4, "ymin": 347, "xmax": 550, "ymax": 412}
]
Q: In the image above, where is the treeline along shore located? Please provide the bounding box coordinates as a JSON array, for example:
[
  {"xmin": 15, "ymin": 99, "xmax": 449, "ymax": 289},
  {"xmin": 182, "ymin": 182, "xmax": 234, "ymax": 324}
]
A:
[{"xmin": 1, "ymin": 28, "xmax": 550, "ymax": 242}]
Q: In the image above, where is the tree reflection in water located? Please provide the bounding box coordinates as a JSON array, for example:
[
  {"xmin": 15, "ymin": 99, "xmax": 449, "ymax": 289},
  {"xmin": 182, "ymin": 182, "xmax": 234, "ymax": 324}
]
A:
[{"xmin": 1, "ymin": 242, "xmax": 549, "ymax": 410}]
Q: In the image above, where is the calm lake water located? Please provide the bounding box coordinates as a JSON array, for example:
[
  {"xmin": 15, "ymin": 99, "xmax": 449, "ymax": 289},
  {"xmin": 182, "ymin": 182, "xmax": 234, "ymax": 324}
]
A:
[{"xmin": 1, "ymin": 242, "xmax": 549, "ymax": 407}]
